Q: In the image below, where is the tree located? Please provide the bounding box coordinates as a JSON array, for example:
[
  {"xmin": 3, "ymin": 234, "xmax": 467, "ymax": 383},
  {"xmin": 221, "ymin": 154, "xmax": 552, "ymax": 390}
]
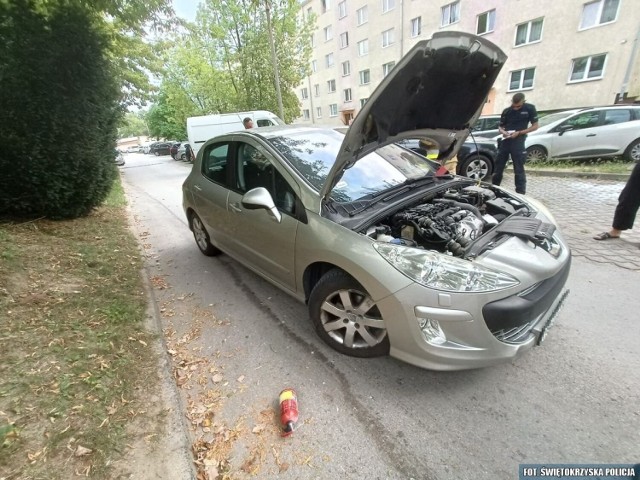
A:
[
  {"xmin": 119, "ymin": 112, "xmax": 149, "ymax": 138},
  {"xmin": 0, "ymin": 0, "xmax": 122, "ymax": 218}
]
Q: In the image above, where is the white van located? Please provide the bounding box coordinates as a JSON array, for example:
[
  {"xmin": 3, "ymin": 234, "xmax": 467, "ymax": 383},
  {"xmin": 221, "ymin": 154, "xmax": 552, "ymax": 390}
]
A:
[{"xmin": 187, "ymin": 110, "xmax": 284, "ymax": 155}]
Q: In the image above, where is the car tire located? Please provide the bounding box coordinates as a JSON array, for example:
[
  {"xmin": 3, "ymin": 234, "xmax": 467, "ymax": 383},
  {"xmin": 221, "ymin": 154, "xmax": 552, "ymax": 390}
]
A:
[
  {"xmin": 623, "ymin": 138, "xmax": 640, "ymax": 163},
  {"xmin": 190, "ymin": 213, "xmax": 221, "ymax": 256},
  {"xmin": 181, "ymin": 154, "xmax": 186, "ymax": 161},
  {"xmin": 460, "ymin": 154, "xmax": 492, "ymax": 180},
  {"xmin": 526, "ymin": 145, "xmax": 548, "ymax": 163},
  {"xmin": 154, "ymin": 151, "xmax": 160, "ymax": 156},
  {"xmin": 309, "ymin": 269, "xmax": 390, "ymax": 358}
]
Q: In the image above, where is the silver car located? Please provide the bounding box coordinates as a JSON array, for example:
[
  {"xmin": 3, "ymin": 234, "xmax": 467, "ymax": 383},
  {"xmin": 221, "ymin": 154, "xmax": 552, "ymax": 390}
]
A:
[
  {"xmin": 182, "ymin": 32, "xmax": 571, "ymax": 370},
  {"xmin": 525, "ymin": 106, "xmax": 640, "ymax": 162}
]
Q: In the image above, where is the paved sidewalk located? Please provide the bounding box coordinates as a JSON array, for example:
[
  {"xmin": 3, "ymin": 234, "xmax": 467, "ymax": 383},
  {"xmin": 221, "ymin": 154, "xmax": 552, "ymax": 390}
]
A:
[{"xmin": 499, "ymin": 172, "xmax": 640, "ymax": 271}]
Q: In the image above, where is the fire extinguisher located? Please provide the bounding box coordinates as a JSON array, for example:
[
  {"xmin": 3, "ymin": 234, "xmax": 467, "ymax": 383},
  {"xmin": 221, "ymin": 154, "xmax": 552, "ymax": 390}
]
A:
[{"xmin": 279, "ymin": 388, "xmax": 299, "ymax": 437}]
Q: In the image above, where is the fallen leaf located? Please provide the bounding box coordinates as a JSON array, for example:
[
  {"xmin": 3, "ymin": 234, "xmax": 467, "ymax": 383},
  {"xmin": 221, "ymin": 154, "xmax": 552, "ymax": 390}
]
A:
[
  {"xmin": 237, "ymin": 375, "xmax": 245, "ymax": 383},
  {"xmin": 74, "ymin": 445, "xmax": 92, "ymax": 457},
  {"xmin": 252, "ymin": 424, "xmax": 265, "ymax": 434},
  {"xmin": 212, "ymin": 374, "xmax": 223, "ymax": 383}
]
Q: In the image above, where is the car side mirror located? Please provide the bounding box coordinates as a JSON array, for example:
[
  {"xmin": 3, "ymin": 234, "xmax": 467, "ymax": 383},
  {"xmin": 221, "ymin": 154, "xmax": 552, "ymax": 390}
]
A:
[
  {"xmin": 557, "ymin": 125, "xmax": 574, "ymax": 136},
  {"xmin": 241, "ymin": 187, "xmax": 282, "ymax": 223}
]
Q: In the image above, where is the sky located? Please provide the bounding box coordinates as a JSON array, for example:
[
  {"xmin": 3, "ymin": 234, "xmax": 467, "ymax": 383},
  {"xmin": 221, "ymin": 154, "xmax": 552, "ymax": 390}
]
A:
[{"xmin": 172, "ymin": 0, "xmax": 200, "ymax": 22}]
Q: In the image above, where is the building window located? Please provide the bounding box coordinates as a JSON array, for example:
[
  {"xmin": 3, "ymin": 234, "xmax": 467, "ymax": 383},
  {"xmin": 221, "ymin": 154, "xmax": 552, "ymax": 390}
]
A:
[
  {"xmin": 329, "ymin": 104, "xmax": 338, "ymax": 116},
  {"xmin": 314, "ymin": 84, "xmax": 320, "ymax": 96},
  {"xmin": 301, "ymin": 87, "xmax": 308, "ymax": 99},
  {"xmin": 360, "ymin": 98, "xmax": 368, "ymax": 108},
  {"xmin": 327, "ymin": 79, "xmax": 336, "ymax": 92},
  {"xmin": 325, "ymin": 53, "xmax": 334, "ymax": 67},
  {"xmin": 310, "ymin": 34, "xmax": 315, "ymax": 48},
  {"xmin": 338, "ymin": 0, "xmax": 347, "ymax": 18},
  {"xmin": 410, "ymin": 17, "xmax": 422, "ymax": 37},
  {"xmin": 342, "ymin": 61, "xmax": 351, "ymax": 76},
  {"xmin": 382, "ymin": 28, "xmax": 395, "ymax": 48},
  {"xmin": 382, "ymin": 0, "xmax": 395, "ymax": 13},
  {"xmin": 344, "ymin": 88, "xmax": 352, "ymax": 102},
  {"xmin": 580, "ymin": 0, "xmax": 619, "ymax": 30},
  {"xmin": 358, "ymin": 39, "xmax": 369, "ymax": 56},
  {"xmin": 357, "ymin": 6, "xmax": 368, "ymax": 25},
  {"xmin": 307, "ymin": 7, "xmax": 312, "ymax": 18},
  {"xmin": 321, "ymin": 0, "xmax": 330, "ymax": 13},
  {"xmin": 359, "ymin": 69, "xmax": 370, "ymax": 85},
  {"xmin": 382, "ymin": 61, "xmax": 395, "ymax": 77},
  {"xmin": 303, "ymin": 109, "xmax": 310, "ymax": 120},
  {"xmin": 340, "ymin": 31, "xmax": 349, "ymax": 48},
  {"xmin": 324, "ymin": 26, "xmax": 333, "ymax": 41},
  {"xmin": 477, "ymin": 9, "xmax": 495, "ymax": 35},
  {"xmin": 569, "ymin": 53, "xmax": 607, "ymax": 82},
  {"xmin": 312, "ymin": 60, "xmax": 317, "ymax": 72},
  {"xmin": 509, "ymin": 67, "xmax": 535, "ymax": 91},
  {"xmin": 316, "ymin": 107, "xmax": 322, "ymax": 118},
  {"xmin": 515, "ymin": 18, "xmax": 543, "ymax": 46},
  {"xmin": 441, "ymin": 1, "xmax": 460, "ymax": 27}
]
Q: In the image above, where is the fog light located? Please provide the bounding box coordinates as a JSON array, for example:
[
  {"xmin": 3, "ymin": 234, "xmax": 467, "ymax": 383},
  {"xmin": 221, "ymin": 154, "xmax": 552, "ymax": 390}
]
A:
[{"xmin": 418, "ymin": 318, "xmax": 447, "ymax": 345}]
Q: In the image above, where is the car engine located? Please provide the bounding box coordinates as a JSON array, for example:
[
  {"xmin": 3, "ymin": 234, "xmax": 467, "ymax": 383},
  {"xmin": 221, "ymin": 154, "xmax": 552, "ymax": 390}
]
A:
[{"xmin": 367, "ymin": 185, "xmax": 531, "ymax": 257}]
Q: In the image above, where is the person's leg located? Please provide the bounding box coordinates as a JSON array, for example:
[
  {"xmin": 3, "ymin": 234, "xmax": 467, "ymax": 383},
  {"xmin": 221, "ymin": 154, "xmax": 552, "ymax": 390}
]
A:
[
  {"xmin": 511, "ymin": 137, "xmax": 527, "ymax": 194},
  {"xmin": 492, "ymin": 140, "xmax": 510, "ymax": 187},
  {"xmin": 612, "ymin": 161, "xmax": 640, "ymax": 231}
]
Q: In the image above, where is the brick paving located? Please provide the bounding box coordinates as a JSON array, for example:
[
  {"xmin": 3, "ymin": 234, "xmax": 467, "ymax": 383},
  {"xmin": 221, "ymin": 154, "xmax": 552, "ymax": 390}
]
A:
[{"xmin": 498, "ymin": 173, "xmax": 640, "ymax": 271}]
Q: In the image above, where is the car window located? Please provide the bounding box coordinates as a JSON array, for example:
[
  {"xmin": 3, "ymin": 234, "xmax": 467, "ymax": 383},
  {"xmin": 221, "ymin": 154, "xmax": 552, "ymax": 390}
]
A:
[
  {"xmin": 603, "ymin": 109, "xmax": 631, "ymax": 125},
  {"xmin": 235, "ymin": 143, "xmax": 297, "ymax": 215},
  {"xmin": 257, "ymin": 119, "xmax": 274, "ymax": 127},
  {"xmin": 201, "ymin": 142, "xmax": 230, "ymax": 186},
  {"xmin": 561, "ymin": 111, "xmax": 600, "ymax": 130},
  {"xmin": 485, "ymin": 117, "xmax": 501, "ymax": 129}
]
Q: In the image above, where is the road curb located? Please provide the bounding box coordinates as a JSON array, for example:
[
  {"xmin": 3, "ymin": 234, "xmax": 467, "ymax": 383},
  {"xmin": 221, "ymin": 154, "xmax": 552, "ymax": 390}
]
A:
[{"xmin": 506, "ymin": 167, "xmax": 630, "ymax": 182}]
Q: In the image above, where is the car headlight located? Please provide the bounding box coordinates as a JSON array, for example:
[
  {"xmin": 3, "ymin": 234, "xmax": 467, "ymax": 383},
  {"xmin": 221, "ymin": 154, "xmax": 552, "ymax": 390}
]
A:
[{"xmin": 373, "ymin": 243, "xmax": 519, "ymax": 292}]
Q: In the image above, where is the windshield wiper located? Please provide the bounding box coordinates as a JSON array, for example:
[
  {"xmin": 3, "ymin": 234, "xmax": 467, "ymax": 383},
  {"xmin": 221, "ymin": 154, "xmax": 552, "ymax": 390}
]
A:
[{"xmin": 347, "ymin": 175, "xmax": 436, "ymax": 216}]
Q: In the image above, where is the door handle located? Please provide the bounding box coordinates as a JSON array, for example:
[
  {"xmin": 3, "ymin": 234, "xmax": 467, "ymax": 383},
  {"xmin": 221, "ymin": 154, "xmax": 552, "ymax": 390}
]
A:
[
  {"xmin": 229, "ymin": 202, "xmax": 242, "ymax": 213},
  {"xmin": 586, "ymin": 134, "xmax": 596, "ymax": 137},
  {"xmin": 193, "ymin": 184, "xmax": 202, "ymax": 191}
]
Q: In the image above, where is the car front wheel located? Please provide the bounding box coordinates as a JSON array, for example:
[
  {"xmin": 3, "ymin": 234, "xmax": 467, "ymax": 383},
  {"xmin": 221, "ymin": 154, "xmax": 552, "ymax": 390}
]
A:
[
  {"xmin": 190, "ymin": 213, "xmax": 221, "ymax": 256},
  {"xmin": 526, "ymin": 145, "xmax": 548, "ymax": 163},
  {"xmin": 623, "ymin": 138, "xmax": 640, "ymax": 162},
  {"xmin": 460, "ymin": 154, "xmax": 492, "ymax": 180},
  {"xmin": 309, "ymin": 269, "xmax": 389, "ymax": 358}
]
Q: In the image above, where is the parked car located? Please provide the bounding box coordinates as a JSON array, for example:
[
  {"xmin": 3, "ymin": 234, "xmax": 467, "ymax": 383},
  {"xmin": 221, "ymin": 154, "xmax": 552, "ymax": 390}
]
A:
[
  {"xmin": 397, "ymin": 138, "xmax": 498, "ymax": 180},
  {"xmin": 177, "ymin": 143, "xmax": 193, "ymax": 161},
  {"xmin": 470, "ymin": 114, "xmax": 501, "ymax": 138},
  {"xmin": 114, "ymin": 150, "xmax": 125, "ymax": 166},
  {"xmin": 149, "ymin": 142, "xmax": 172, "ymax": 156},
  {"xmin": 182, "ymin": 33, "xmax": 571, "ymax": 371},
  {"xmin": 524, "ymin": 106, "xmax": 640, "ymax": 163},
  {"xmin": 126, "ymin": 145, "xmax": 141, "ymax": 153}
]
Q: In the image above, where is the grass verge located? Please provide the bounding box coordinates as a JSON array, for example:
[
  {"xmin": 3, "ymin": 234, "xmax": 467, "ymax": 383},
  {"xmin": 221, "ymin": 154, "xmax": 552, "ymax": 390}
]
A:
[
  {"xmin": 527, "ymin": 157, "xmax": 634, "ymax": 174},
  {"xmin": 0, "ymin": 175, "xmax": 160, "ymax": 479}
]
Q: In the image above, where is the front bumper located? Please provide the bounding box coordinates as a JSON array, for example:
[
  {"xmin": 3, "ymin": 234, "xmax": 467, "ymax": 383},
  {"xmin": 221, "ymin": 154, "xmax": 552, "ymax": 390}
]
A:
[{"xmin": 376, "ymin": 254, "xmax": 571, "ymax": 371}]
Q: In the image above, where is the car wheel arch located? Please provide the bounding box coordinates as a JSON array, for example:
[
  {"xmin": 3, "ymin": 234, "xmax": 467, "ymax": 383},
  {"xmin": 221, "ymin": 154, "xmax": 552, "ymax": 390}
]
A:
[
  {"xmin": 623, "ymin": 137, "xmax": 640, "ymax": 162},
  {"xmin": 526, "ymin": 144, "xmax": 548, "ymax": 162}
]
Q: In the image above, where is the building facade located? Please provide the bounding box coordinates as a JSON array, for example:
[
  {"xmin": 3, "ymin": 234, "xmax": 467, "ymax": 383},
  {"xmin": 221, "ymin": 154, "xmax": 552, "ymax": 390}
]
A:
[{"xmin": 295, "ymin": 0, "xmax": 640, "ymax": 125}]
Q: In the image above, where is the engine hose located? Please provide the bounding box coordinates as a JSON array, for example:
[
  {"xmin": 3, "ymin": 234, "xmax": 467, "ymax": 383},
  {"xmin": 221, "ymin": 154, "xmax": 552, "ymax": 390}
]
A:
[{"xmin": 433, "ymin": 198, "xmax": 484, "ymax": 223}]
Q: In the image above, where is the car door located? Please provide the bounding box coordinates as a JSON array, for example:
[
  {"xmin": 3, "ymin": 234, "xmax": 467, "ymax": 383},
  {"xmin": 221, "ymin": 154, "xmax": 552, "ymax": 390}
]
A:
[
  {"xmin": 189, "ymin": 141, "xmax": 234, "ymax": 251},
  {"xmin": 597, "ymin": 108, "xmax": 637, "ymax": 155},
  {"xmin": 549, "ymin": 110, "xmax": 602, "ymax": 159},
  {"xmin": 225, "ymin": 139, "xmax": 300, "ymax": 291}
]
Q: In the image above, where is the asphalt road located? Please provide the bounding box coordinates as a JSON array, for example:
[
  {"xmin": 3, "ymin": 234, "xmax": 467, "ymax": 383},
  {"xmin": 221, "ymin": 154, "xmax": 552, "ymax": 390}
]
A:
[{"xmin": 120, "ymin": 152, "xmax": 639, "ymax": 480}]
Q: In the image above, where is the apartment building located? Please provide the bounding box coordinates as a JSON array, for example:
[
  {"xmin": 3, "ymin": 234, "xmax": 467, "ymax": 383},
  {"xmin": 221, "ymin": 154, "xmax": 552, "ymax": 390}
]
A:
[{"xmin": 295, "ymin": 0, "xmax": 640, "ymax": 125}]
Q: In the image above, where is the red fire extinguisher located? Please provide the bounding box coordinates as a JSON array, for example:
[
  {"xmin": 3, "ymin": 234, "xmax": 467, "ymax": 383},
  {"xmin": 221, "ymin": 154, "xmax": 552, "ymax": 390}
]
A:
[{"xmin": 279, "ymin": 388, "xmax": 299, "ymax": 437}]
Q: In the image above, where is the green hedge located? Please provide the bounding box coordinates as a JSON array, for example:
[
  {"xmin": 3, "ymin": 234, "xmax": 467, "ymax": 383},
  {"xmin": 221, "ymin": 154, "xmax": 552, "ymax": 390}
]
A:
[{"xmin": 0, "ymin": 0, "xmax": 122, "ymax": 219}]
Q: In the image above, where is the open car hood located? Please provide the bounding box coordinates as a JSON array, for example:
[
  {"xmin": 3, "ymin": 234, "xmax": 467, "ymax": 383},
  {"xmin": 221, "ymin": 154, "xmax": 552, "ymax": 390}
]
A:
[{"xmin": 320, "ymin": 32, "xmax": 507, "ymax": 201}]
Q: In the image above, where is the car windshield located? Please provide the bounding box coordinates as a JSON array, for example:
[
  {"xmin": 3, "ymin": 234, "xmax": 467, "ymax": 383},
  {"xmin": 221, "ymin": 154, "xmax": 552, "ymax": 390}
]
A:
[
  {"xmin": 267, "ymin": 129, "xmax": 437, "ymax": 202},
  {"xmin": 538, "ymin": 111, "xmax": 575, "ymax": 127}
]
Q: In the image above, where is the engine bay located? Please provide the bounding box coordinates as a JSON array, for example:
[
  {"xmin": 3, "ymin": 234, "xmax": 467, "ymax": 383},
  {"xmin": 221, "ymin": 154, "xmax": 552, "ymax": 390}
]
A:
[{"xmin": 365, "ymin": 184, "xmax": 534, "ymax": 257}]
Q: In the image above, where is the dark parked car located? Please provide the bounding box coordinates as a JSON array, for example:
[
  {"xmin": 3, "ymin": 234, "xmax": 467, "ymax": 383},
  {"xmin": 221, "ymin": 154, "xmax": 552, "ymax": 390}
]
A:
[
  {"xmin": 149, "ymin": 142, "xmax": 172, "ymax": 156},
  {"xmin": 470, "ymin": 114, "xmax": 501, "ymax": 138},
  {"xmin": 397, "ymin": 138, "xmax": 498, "ymax": 180}
]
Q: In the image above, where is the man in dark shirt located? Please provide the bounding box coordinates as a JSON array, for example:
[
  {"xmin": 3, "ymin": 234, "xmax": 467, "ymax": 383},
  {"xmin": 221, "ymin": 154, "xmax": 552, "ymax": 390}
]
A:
[{"xmin": 491, "ymin": 93, "xmax": 538, "ymax": 194}]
